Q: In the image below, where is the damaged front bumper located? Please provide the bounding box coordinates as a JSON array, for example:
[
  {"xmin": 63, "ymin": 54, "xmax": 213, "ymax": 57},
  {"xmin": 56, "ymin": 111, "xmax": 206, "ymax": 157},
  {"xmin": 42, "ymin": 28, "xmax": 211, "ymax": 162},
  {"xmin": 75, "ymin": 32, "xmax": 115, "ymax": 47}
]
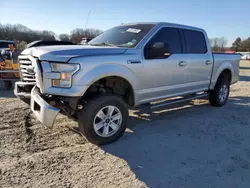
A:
[
  {"xmin": 15, "ymin": 82, "xmax": 80, "ymax": 128},
  {"xmin": 30, "ymin": 87, "xmax": 60, "ymax": 128},
  {"xmin": 15, "ymin": 81, "xmax": 60, "ymax": 128}
]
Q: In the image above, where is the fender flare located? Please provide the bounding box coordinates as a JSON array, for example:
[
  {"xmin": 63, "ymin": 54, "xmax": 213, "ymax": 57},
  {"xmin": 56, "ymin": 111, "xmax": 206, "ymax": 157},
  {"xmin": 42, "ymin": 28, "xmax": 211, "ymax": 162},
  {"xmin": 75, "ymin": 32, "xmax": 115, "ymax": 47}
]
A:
[
  {"xmin": 210, "ymin": 61, "xmax": 233, "ymax": 89},
  {"xmin": 77, "ymin": 64, "xmax": 140, "ymax": 102}
]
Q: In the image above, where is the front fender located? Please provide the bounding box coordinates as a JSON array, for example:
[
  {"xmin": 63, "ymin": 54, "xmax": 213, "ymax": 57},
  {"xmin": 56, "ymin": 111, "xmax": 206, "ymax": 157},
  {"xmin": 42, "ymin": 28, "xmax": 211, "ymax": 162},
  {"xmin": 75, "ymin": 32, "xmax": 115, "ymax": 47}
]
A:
[
  {"xmin": 210, "ymin": 61, "xmax": 233, "ymax": 89},
  {"xmin": 74, "ymin": 63, "xmax": 140, "ymax": 96}
]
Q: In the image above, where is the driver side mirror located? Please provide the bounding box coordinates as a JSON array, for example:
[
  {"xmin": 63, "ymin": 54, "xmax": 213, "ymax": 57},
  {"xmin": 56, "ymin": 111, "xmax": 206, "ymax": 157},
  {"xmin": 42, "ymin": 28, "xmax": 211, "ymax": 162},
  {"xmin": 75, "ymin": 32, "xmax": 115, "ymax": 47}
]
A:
[{"xmin": 145, "ymin": 42, "xmax": 170, "ymax": 59}]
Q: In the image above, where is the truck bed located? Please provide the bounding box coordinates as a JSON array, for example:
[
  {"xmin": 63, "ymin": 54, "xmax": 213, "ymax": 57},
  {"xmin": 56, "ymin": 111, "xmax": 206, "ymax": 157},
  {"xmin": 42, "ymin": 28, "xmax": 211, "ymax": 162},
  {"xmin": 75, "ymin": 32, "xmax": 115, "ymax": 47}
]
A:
[{"xmin": 211, "ymin": 53, "xmax": 240, "ymax": 86}]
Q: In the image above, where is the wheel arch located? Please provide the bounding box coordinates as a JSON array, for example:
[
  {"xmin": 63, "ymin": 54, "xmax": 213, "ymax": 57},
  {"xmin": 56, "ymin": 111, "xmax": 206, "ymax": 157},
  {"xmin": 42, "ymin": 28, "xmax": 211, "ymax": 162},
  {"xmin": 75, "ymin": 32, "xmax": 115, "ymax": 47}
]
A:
[
  {"xmin": 218, "ymin": 69, "xmax": 232, "ymax": 83},
  {"xmin": 210, "ymin": 61, "xmax": 233, "ymax": 90},
  {"xmin": 79, "ymin": 64, "xmax": 139, "ymax": 106}
]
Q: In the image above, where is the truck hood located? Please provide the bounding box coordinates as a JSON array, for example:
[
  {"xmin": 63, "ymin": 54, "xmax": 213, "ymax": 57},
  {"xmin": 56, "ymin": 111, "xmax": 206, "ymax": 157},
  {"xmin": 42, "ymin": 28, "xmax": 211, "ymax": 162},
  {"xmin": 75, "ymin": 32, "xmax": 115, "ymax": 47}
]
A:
[{"xmin": 21, "ymin": 45, "xmax": 128, "ymax": 62}]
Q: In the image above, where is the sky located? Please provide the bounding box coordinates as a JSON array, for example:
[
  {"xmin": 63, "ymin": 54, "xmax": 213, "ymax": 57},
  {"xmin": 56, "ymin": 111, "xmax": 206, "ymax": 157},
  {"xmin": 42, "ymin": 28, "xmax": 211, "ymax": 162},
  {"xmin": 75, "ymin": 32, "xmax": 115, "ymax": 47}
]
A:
[{"xmin": 1, "ymin": 0, "xmax": 250, "ymax": 46}]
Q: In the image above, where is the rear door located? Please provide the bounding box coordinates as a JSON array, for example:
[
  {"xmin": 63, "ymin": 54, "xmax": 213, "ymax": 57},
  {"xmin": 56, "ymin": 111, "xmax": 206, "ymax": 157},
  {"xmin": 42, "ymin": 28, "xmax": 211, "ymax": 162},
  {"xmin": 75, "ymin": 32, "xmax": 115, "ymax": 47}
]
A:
[{"xmin": 181, "ymin": 29, "xmax": 213, "ymax": 92}]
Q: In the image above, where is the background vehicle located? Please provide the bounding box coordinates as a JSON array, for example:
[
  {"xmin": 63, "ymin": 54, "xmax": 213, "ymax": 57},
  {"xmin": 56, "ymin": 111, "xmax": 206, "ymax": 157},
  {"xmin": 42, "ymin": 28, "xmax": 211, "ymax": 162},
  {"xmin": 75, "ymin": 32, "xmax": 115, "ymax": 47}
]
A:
[
  {"xmin": 240, "ymin": 53, "xmax": 250, "ymax": 60},
  {"xmin": 15, "ymin": 22, "xmax": 240, "ymax": 145},
  {"xmin": 0, "ymin": 40, "xmax": 20, "ymax": 89},
  {"xmin": 79, "ymin": 37, "xmax": 93, "ymax": 45}
]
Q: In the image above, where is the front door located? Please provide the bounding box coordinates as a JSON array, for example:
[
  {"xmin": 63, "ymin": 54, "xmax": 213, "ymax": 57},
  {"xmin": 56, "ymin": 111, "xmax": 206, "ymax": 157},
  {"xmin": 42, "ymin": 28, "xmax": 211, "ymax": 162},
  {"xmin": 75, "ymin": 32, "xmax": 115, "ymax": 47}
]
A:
[{"xmin": 139, "ymin": 27, "xmax": 187, "ymax": 104}]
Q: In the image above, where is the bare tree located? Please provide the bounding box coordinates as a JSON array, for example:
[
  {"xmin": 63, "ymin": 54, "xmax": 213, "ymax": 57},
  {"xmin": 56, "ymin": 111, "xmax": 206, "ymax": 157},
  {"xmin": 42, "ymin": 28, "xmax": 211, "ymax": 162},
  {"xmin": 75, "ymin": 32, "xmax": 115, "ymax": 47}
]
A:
[
  {"xmin": 210, "ymin": 38, "xmax": 219, "ymax": 52},
  {"xmin": 0, "ymin": 22, "xmax": 102, "ymax": 45},
  {"xmin": 210, "ymin": 37, "xmax": 227, "ymax": 52},
  {"xmin": 219, "ymin": 37, "xmax": 227, "ymax": 52},
  {"xmin": 0, "ymin": 23, "xmax": 56, "ymax": 43},
  {"xmin": 70, "ymin": 28, "xmax": 102, "ymax": 44}
]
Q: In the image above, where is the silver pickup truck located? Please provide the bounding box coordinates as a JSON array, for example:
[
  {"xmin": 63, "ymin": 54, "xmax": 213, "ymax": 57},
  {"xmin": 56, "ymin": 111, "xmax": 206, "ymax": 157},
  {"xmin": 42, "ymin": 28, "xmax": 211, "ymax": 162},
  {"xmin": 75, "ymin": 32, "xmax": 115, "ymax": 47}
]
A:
[{"xmin": 15, "ymin": 22, "xmax": 240, "ymax": 145}]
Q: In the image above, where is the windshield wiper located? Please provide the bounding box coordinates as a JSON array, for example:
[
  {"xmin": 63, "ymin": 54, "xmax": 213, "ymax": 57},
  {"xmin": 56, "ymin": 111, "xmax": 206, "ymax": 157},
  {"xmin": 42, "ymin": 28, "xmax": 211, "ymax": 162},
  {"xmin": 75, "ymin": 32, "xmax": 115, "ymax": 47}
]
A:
[{"xmin": 89, "ymin": 42, "xmax": 116, "ymax": 47}]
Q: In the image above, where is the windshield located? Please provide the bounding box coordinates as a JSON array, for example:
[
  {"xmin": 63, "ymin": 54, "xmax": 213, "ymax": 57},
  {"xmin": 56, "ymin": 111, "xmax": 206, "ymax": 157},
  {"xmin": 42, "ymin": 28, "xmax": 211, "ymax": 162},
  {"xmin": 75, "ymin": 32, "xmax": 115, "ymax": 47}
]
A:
[
  {"xmin": 89, "ymin": 24, "xmax": 155, "ymax": 48},
  {"xmin": 0, "ymin": 42, "xmax": 15, "ymax": 48}
]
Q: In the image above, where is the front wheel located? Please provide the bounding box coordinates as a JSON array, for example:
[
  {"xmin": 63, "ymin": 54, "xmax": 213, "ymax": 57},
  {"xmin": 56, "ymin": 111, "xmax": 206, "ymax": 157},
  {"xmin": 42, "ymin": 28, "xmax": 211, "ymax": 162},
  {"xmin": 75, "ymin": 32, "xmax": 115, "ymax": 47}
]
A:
[
  {"xmin": 209, "ymin": 78, "xmax": 230, "ymax": 107},
  {"xmin": 78, "ymin": 95, "xmax": 128, "ymax": 145}
]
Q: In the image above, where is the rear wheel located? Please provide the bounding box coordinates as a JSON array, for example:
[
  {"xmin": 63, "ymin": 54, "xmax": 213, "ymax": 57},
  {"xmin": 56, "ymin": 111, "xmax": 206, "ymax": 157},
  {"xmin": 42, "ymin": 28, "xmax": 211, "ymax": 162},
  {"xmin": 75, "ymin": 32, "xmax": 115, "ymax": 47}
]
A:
[
  {"xmin": 78, "ymin": 95, "xmax": 128, "ymax": 145},
  {"xmin": 209, "ymin": 78, "xmax": 230, "ymax": 107}
]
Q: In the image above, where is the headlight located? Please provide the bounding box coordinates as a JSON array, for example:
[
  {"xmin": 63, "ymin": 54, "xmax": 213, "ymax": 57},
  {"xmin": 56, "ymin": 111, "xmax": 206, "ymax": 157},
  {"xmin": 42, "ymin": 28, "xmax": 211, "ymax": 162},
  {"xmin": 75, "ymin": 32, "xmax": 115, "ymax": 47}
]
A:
[{"xmin": 50, "ymin": 63, "xmax": 80, "ymax": 88}]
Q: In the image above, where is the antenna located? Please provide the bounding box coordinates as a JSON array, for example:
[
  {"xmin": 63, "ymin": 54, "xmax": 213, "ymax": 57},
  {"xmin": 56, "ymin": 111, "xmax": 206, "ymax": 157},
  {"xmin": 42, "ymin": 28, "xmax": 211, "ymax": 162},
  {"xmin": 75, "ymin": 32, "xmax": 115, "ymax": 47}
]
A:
[{"xmin": 85, "ymin": 10, "xmax": 91, "ymax": 29}]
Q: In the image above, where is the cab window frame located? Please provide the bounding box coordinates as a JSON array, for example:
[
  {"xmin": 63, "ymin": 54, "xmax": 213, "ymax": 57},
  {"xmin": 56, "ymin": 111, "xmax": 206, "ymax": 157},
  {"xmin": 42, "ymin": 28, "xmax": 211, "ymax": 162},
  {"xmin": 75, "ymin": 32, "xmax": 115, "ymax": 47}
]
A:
[
  {"xmin": 181, "ymin": 29, "xmax": 208, "ymax": 54},
  {"xmin": 143, "ymin": 26, "xmax": 184, "ymax": 60}
]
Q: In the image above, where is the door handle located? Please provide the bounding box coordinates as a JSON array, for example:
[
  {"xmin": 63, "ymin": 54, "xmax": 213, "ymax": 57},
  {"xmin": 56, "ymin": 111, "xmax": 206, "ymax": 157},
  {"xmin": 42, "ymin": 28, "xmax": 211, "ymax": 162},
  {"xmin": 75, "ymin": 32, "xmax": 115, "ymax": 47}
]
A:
[
  {"xmin": 179, "ymin": 61, "xmax": 187, "ymax": 67},
  {"xmin": 205, "ymin": 60, "xmax": 212, "ymax": 65}
]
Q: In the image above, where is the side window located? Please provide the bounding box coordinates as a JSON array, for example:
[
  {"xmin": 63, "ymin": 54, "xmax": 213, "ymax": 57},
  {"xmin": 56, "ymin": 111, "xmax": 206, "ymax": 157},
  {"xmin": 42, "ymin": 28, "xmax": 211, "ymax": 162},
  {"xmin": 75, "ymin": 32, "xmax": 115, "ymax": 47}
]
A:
[
  {"xmin": 144, "ymin": 27, "xmax": 182, "ymax": 59},
  {"xmin": 150, "ymin": 27, "xmax": 182, "ymax": 53},
  {"xmin": 183, "ymin": 29, "xmax": 207, "ymax": 53}
]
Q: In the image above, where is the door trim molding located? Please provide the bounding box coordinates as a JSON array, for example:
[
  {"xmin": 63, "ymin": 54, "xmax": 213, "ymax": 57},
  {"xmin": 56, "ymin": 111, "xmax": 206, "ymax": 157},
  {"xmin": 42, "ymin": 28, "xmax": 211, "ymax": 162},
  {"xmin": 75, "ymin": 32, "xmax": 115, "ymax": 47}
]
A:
[{"xmin": 138, "ymin": 80, "xmax": 209, "ymax": 94}]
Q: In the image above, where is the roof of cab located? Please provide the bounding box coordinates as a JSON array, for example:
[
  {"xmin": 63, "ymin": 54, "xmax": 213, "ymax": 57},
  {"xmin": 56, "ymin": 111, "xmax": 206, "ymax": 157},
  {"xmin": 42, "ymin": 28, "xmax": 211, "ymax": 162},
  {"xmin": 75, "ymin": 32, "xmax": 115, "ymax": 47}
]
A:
[{"xmin": 120, "ymin": 22, "xmax": 205, "ymax": 32}]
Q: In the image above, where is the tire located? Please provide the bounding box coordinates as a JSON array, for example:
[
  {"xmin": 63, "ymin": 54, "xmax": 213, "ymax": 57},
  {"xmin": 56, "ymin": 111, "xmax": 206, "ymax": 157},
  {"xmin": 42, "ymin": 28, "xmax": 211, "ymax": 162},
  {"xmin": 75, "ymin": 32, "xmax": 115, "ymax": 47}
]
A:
[
  {"xmin": 4, "ymin": 81, "xmax": 12, "ymax": 90},
  {"xmin": 209, "ymin": 78, "xmax": 230, "ymax": 107},
  {"xmin": 78, "ymin": 95, "xmax": 128, "ymax": 145}
]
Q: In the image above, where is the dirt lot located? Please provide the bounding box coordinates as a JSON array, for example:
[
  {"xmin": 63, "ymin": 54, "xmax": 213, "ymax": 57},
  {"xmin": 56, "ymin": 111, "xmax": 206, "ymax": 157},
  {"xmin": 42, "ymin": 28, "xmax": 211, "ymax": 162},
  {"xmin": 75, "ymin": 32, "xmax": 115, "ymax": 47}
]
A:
[{"xmin": 1, "ymin": 61, "xmax": 250, "ymax": 188}]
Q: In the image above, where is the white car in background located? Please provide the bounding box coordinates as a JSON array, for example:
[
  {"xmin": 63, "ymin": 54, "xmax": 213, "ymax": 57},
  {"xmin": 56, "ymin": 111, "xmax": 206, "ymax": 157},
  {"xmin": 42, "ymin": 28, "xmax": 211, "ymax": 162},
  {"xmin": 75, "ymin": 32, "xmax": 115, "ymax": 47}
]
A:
[{"xmin": 241, "ymin": 54, "xmax": 250, "ymax": 60}]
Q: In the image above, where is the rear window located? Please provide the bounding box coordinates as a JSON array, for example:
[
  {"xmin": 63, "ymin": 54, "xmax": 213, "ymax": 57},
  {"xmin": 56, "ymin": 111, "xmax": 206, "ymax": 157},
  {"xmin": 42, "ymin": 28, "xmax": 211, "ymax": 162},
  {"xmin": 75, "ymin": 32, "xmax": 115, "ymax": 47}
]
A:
[{"xmin": 183, "ymin": 29, "xmax": 207, "ymax": 53}]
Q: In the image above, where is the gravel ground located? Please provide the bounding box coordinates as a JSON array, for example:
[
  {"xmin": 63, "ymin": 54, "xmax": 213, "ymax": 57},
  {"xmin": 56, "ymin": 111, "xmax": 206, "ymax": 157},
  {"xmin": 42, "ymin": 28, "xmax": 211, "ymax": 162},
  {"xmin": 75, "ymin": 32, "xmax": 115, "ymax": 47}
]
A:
[{"xmin": 0, "ymin": 61, "xmax": 250, "ymax": 188}]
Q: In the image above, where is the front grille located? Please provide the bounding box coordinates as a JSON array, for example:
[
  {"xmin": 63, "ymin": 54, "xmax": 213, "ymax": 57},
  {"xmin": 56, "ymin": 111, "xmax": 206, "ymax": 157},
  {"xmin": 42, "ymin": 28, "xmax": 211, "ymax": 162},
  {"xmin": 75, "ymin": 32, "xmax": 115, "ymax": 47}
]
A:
[{"xmin": 19, "ymin": 57, "xmax": 36, "ymax": 82}]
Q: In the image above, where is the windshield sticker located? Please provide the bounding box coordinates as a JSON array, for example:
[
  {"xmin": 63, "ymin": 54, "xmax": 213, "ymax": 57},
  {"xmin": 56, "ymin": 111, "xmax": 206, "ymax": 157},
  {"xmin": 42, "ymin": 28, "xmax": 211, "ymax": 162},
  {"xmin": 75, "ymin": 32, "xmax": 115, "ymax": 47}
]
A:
[
  {"xmin": 131, "ymin": 39, "xmax": 137, "ymax": 43},
  {"xmin": 127, "ymin": 42, "xmax": 134, "ymax": 46},
  {"xmin": 126, "ymin": 28, "xmax": 141, "ymax": 33}
]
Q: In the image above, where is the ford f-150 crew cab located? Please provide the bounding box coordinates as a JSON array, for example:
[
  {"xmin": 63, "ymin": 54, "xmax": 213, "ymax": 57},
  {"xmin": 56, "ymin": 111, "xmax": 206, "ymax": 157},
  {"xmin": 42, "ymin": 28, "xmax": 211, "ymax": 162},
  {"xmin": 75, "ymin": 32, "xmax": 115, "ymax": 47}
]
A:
[{"xmin": 14, "ymin": 22, "xmax": 240, "ymax": 145}]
